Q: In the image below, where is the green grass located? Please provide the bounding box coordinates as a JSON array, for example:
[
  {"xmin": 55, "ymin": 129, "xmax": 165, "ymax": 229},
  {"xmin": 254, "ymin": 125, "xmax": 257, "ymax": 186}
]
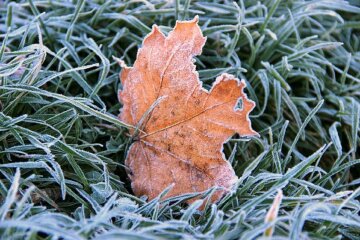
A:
[{"xmin": 0, "ymin": 0, "xmax": 359, "ymax": 239}]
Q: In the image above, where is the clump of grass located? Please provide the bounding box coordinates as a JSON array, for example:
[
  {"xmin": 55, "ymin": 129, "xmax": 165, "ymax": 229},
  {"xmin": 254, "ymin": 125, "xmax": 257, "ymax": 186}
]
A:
[{"xmin": 0, "ymin": 0, "xmax": 359, "ymax": 239}]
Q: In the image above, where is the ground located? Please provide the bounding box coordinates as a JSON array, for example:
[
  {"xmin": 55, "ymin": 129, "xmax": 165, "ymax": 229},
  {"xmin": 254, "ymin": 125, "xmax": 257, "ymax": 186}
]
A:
[{"xmin": 0, "ymin": 0, "xmax": 359, "ymax": 239}]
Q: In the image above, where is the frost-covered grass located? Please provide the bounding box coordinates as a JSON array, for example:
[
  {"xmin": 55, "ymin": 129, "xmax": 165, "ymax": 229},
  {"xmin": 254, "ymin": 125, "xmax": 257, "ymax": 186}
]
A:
[{"xmin": 0, "ymin": 0, "xmax": 359, "ymax": 239}]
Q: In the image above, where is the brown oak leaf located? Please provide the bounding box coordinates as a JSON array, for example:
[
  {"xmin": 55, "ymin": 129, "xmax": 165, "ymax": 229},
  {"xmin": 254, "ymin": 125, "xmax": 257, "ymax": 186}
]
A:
[{"xmin": 118, "ymin": 16, "xmax": 258, "ymax": 203}]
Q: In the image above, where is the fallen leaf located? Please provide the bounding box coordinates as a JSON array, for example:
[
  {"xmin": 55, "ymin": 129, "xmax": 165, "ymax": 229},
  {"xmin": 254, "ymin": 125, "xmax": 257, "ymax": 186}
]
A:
[{"xmin": 118, "ymin": 16, "xmax": 258, "ymax": 203}]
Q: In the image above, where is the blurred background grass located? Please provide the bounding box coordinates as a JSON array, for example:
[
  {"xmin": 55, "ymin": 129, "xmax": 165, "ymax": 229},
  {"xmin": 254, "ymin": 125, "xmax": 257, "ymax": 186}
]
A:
[{"xmin": 0, "ymin": 0, "xmax": 359, "ymax": 239}]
